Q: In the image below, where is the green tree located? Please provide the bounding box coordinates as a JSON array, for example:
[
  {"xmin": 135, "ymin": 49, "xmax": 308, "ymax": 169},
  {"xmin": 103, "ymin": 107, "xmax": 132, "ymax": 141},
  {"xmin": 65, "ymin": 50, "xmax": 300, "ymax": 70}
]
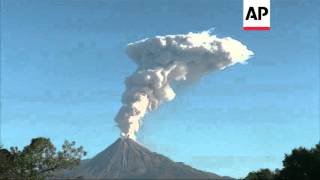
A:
[
  {"xmin": 244, "ymin": 143, "xmax": 320, "ymax": 180},
  {"xmin": 277, "ymin": 144, "xmax": 320, "ymax": 180},
  {"xmin": 0, "ymin": 146, "xmax": 17, "ymax": 179},
  {"xmin": 244, "ymin": 168, "xmax": 276, "ymax": 180},
  {"xmin": 0, "ymin": 137, "xmax": 86, "ymax": 180}
]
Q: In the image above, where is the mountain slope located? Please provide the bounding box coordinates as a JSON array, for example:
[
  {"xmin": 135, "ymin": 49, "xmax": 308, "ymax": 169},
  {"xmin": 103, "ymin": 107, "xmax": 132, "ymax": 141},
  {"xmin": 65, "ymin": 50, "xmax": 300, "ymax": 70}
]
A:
[{"xmin": 63, "ymin": 138, "xmax": 231, "ymax": 179}]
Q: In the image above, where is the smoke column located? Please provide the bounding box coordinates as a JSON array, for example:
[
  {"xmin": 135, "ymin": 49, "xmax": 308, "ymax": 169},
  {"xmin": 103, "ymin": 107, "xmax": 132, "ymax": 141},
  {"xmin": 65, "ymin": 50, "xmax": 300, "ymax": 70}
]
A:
[{"xmin": 115, "ymin": 31, "xmax": 254, "ymax": 140}]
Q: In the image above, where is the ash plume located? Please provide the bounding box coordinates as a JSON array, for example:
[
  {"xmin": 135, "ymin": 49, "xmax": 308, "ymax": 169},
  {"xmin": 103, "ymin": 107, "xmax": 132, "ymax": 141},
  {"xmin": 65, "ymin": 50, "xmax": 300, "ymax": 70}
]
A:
[{"xmin": 115, "ymin": 31, "xmax": 254, "ymax": 140}]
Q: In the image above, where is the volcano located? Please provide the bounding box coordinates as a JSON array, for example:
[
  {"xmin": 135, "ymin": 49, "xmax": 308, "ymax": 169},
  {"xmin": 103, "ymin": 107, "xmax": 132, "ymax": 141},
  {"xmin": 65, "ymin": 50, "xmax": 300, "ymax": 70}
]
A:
[{"xmin": 62, "ymin": 138, "xmax": 231, "ymax": 179}]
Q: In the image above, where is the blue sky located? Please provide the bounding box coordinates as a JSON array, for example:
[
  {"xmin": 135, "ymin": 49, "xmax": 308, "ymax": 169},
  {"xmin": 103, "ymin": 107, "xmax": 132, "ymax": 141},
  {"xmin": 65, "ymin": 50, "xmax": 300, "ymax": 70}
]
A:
[{"xmin": 1, "ymin": 0, "xmax": 319, "ymax": 178}]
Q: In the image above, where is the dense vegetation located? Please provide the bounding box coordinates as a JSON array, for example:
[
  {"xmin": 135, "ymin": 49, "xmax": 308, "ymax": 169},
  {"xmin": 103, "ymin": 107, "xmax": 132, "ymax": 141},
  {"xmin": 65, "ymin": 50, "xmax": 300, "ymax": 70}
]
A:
[
  {"xmin": 244, "ymin": 143, "xmax": 320, "ymax": 180},
  {"xmin": 0, "ymin": 137, "xmax": 86, "ymax": 180}
]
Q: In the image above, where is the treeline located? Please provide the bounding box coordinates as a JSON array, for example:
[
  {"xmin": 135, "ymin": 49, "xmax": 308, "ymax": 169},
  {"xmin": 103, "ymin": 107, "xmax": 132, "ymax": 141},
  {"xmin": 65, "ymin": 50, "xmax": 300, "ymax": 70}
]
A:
[
  {"xmin": 1, "ymin": 137, "xmax": 319, "ymax": 180},
  {"xmin": 244, "ymin": 143, "xmax": 320, "ymax": 180},
  {"xmin": 0, "ymin": 137, "xmax": 86, "ymax": 180}
]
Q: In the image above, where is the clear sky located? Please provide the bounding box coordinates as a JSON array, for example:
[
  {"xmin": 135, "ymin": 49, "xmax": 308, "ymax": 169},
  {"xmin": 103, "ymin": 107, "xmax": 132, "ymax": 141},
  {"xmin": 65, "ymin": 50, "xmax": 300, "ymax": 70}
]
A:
[{"xmin": 1, "ymin": 0, "xmax": 319, "ymax": 178}]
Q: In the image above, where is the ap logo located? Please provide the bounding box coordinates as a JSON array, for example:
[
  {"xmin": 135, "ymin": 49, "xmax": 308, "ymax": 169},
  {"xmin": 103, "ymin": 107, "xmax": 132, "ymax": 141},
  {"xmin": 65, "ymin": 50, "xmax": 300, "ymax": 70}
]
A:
[{"xmin": 243, "ymin": 0, "xmax": 270, "ymax": 30}]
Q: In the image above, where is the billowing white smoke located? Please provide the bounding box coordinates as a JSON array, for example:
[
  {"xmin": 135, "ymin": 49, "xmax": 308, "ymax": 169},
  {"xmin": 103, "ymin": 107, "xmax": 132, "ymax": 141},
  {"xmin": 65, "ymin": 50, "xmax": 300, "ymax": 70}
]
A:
[{"xmin": 115, "ymin": 31, "xmax": 254, "ymax": 140}]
